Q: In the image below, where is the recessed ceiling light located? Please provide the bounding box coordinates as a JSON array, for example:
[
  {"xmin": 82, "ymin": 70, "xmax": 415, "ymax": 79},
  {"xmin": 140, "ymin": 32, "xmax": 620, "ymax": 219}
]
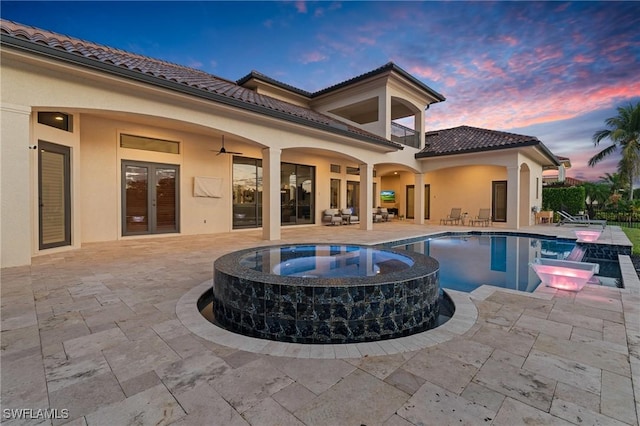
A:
[{"xmin": 55, "ymin": 116, "xmax": 64, "ymax": 121}]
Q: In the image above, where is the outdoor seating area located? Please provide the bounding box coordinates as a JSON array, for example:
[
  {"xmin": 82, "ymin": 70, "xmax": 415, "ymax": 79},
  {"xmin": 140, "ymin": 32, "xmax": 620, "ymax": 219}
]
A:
[
  {"xmin": 557, "ymin": 210, "xmax": 607, "ymax": 228},
  {"xmin": 535, "ymin": 210, "xmax": 554, "ymax": 224},
  {"xmin": 469, "ymin": 208, "xmax": 491, "ymax": 226},
  {"xmin": 322, "ymin": 208, "xmax": 360, "ymax": 225},
  {"xmin": 439, "ymin": 207, "xmax": 462, "ymax": 225}
]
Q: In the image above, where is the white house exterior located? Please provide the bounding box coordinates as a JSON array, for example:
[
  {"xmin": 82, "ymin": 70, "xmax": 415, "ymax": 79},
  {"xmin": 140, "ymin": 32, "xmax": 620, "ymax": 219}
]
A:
[{"xmin": 0, "ymin": 20, "xmax": 560, "ymax": 268}]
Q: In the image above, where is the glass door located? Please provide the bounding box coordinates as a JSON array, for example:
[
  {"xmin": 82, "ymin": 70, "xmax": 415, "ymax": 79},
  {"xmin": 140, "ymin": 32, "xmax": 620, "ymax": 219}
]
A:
[
  {"xmin": 122, "ymin": 161, "xmax": 179, "ymax": 235},
  {"xmin": 492, "ymin": 180, "xmax": 507, "ymax": 222},
  {"xmin": 406, "ymin": 185, "xmax": 415, "ymax": 219},
  {"xmin": 424, "ymin": 184, "xmax": 430, "ymax": 220},
  {"xmin": 280, "ymin": 163, "xmax": 315, "ymax": 225},
  {"xmin": 39, "ymin": 141, "xmax": 71, "ymax": 249},
  {"xmin": 232, "ymin": 157, "xmax": 262, "ymax": 229},
  {"xmin": 347, "ymin": 181, "xmax": 360, "ymax": 216}
]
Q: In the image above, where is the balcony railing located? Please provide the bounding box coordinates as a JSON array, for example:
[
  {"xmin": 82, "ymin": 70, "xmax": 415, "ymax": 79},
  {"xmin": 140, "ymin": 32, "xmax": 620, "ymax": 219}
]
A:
[{"xmin": 390, "ymin": 122, "xmax": 420, "ymax": 148}]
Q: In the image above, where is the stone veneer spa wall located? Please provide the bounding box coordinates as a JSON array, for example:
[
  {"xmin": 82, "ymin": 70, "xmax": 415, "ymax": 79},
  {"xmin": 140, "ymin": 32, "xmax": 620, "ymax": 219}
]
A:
[{"xmin": 213, "ymin": 244, "xmax": 440, "ymax": 344}]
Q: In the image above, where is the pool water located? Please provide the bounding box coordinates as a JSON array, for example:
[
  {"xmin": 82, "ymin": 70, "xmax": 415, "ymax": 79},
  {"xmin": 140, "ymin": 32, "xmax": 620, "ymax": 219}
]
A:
[
  {"xmin": 239, "ymin": 245, "xmax": 414, "ymax": 278},
  {"xmin": 392, "ymin": 234, "xmax": 620, "ymax": 293}
]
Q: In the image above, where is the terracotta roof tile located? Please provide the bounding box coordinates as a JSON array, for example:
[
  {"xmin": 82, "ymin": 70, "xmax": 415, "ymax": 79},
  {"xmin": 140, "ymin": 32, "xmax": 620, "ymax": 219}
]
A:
[
  {"xmin": 1, "ymin": 19, "xmax": 399, "ymax": 149},
  {"xmin": 417, "ymin": 125, "xmax": 542, "ymax": 157}
]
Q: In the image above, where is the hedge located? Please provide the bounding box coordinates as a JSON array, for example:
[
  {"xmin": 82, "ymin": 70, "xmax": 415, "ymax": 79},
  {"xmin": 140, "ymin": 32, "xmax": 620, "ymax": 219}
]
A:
[{"xmin": 542, "ymin": 186, "xmax": 585, "ymax": 214}]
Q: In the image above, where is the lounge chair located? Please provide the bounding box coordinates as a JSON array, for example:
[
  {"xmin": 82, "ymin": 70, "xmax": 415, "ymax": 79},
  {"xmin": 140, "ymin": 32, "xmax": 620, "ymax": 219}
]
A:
[
  {"xmin": 440, "ymin": 208, "xmax": 462, "ymax": 225},
  {"xmin": 470, "ymin": 208, "xmax": 491, "ymax": 226},
  {"xmin": 556, "ymin": 210, "xmax": 606, "ymax": 229}
]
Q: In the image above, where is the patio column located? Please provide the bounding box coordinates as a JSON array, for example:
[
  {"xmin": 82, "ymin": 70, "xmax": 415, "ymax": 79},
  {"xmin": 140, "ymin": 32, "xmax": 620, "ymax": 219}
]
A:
[
  {"xmin": 262, "ymin": 147, "xmax": 281, "ymax": 241},
  {"xmin": 1, "ymin": 104, "xmax": 31, "ymax": 267},
  {"xmin": 359, "ymin": 163, "xmax": 374, "ymax": 230},
  {"xmin": 380, "ymin": 93, "xmax": 392, "ymax": 140},
  {"xmin": 506, "ymin": 165, "xmax": 520, "ymax": 229},
  {"xmin": 414, "ymin": 173, "xmax": 425, "ymax": 225},
  {"xmin": 415, "ymin": 108, "xmax": 425, "ymax": 149}
]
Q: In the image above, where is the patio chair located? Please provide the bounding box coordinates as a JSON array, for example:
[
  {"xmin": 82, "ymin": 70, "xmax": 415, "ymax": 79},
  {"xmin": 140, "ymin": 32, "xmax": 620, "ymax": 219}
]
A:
[
  {"xmin": 556, "ymin": 210, "xmax": 606, "ymax": 229},
  {"xmin": 322, "ymin": 209, "xmax": 342, "ymax": 226},
  {"xmin": 440, "ymin": 208, "xmax": 462, "ymax": 225},
  {"xmin": 340, "ymin": 208, "xmax": 359, "ymax": 225},
  {"xmin": 378, "ymin": 207, "xmax": 394, "ymax": 222},
  {"xmin": 470, "ymin": 208, "xmax": 491, "ymax": 227}
]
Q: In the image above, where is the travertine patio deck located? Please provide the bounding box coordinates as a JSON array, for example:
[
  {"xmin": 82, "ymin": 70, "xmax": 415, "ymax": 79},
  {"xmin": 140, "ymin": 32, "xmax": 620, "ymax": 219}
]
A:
[{"xmin": 2, "ymin": 222, "xmax": 639, "ymax": 425}]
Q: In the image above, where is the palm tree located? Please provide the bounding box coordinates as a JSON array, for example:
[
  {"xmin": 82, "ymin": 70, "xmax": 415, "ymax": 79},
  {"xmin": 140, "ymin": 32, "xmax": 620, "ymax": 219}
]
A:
[
  {"xmin": 599, "ymin": 172, "xmax": 626, "ymax": 194},
  {"xmin": 588, "ymin": 103, "xmax": 640, "ymax": 200}
]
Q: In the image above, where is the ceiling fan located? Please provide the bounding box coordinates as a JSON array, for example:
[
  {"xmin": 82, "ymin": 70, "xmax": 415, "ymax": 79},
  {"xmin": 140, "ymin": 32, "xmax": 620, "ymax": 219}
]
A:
[{"xmin": 212, "ymin": 135, "xmax": 242, "ymax": 156}]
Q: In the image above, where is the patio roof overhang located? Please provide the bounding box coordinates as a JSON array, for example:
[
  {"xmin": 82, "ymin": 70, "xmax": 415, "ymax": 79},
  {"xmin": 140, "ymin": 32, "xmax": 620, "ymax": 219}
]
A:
[{"xmin": 0, "ymin": 29, "xmax": 403, "ymax": 152}]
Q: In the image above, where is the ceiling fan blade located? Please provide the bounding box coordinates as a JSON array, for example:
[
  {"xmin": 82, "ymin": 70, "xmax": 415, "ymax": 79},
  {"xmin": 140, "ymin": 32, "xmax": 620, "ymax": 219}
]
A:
[{"xmin": 212, "ymin": 135, "xmax": 242, "ymax": 155}]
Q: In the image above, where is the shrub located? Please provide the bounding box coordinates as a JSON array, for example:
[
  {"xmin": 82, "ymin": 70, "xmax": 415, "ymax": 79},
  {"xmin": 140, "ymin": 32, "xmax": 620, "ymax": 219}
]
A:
[{"xmin": 542, "ymin": 186, "xmax": 585, "ymax": 214}]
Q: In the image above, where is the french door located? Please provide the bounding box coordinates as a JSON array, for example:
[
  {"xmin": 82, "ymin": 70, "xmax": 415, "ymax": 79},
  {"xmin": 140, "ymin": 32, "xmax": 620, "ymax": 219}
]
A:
[
  {"xmin": 122, "ymin": 161, "xmax": 179, "ymax": 235},
  {"xmin": 39, "ymin": 141, "xmax": 71, "ymax": 249}
]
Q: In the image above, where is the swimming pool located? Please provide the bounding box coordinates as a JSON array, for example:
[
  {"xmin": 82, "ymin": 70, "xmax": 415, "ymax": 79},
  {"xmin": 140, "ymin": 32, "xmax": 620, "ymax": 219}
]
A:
[{"xmin": 390, "ymin": 233, "xmax": 620, "ymax": 293}]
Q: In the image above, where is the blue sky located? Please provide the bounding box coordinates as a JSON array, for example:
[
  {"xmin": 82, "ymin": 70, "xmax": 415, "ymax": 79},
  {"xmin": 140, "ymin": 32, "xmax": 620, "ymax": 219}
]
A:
[{"xmin": 2, "ymin": 1, "xmax": 639, "ymax": 181}]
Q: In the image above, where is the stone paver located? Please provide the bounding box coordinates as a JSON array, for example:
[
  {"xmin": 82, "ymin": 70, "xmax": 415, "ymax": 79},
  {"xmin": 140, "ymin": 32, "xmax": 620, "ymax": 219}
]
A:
[{"xmin": 1, "ymin": 223, "xmax": 638, "ymax": 425}]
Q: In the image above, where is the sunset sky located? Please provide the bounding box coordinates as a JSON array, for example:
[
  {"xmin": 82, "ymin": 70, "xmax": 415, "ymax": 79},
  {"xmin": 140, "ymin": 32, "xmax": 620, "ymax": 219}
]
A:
[{"xmin": 3, "ymin": 1, "xmax": 639, "ymax": 181}]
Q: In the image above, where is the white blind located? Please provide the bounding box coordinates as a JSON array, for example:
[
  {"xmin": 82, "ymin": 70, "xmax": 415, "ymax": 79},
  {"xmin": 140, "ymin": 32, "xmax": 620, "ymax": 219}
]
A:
[{"xmin": 41, "ymin": 151, "xmax": 66, "ymax": 244}]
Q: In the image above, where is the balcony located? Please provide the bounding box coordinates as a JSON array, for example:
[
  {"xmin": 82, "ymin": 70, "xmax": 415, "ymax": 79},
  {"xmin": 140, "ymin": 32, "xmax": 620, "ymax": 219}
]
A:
[{"xmin": 391, "ymin": 121, "xmax": 420, "ymax": 148}]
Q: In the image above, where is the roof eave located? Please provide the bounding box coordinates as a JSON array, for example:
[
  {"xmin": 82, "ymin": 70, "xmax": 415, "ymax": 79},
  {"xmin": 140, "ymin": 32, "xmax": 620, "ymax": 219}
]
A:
[
  {"xmin": 312, "ymin": 62, "xmax": 446, "ymax": 103},
  {"xmin": 415, "ymin": 139, "xmax": 560, "ymax": 166},
  {"xmin": 1, "ymin": 34, "xmax": 402, "ymax": 151}
]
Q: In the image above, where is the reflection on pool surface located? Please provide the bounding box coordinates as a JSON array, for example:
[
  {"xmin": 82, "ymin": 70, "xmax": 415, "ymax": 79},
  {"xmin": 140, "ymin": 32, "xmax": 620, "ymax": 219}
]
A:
[
  {"xmin": 392, "ymin": 234, "xmax": 581, "ymax": 293},
  {"xmin": 239, "ymin": 245, "xmax": 414, "ymax": 278}
]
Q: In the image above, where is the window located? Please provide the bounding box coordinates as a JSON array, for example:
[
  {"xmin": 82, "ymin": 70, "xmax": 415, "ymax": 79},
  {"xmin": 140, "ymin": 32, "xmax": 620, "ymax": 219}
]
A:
[
  {"xmin": 281, "ymin": 163, "xmax": 315, "ymax": 225},
  {"xmin": 330, "ymin": 179, "xmax": 340, "ymax": 209},
  {"xmin": 38, "ymin": 112, "xmax": 72, "ymax": 132},
  {"xmin": 233, "ymin": 157, "xmax": 262, "ymax": 229},
  {"xmin": 120, "ymin": 134, "xmax": 180, "ymax": 154},
  {"xmin": 346, "ymin": 166, "xmax": 360, "ymax": 175},
  {"xmin": 330, "ymin": 164, "xmax": 341, "ymax": 174}
]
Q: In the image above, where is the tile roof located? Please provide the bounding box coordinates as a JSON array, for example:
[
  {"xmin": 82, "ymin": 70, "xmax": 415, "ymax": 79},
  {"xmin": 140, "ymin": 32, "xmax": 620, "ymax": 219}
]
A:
[
  {"xmin": 417, "ymin": 125, "xmax": 557, "ymax": 164},
  {"xmin": 0, "ymin": 19, "xmax": 401, "ymax": 149},
  {"xmin": 239, "ymin": 62, "xmax": 446, "ymax": 103},
  {"xmin": 312, "ymin": 62, "xmax": 446, "ymax": 102}
]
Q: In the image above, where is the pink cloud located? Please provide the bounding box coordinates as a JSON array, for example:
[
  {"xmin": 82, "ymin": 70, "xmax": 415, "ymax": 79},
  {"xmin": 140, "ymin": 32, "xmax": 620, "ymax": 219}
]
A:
[
  {"xmin": 409, "ymin": 65, "xmax": 438, "ymax": 80},
  {"xmin": 471, "ymin": 58, "xmax": 506, "ymax": 78},
  {"xmin": 498, "ymin": 35, "xmax": 519, "ymax": 47},
  {"xmin": 301, "ymin": 51, "xmax": 327, "ymax": 64},
  {"xmin": 295, "ymin": 1, "xmax": 307, "ymax": 13},
  {"xmin": 356, "ymin": 36, "xmax": 376, "ymax": 46},
  {"xmin": 573, "ymin": 54, "xmax": 594, "ymax": 64}
]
